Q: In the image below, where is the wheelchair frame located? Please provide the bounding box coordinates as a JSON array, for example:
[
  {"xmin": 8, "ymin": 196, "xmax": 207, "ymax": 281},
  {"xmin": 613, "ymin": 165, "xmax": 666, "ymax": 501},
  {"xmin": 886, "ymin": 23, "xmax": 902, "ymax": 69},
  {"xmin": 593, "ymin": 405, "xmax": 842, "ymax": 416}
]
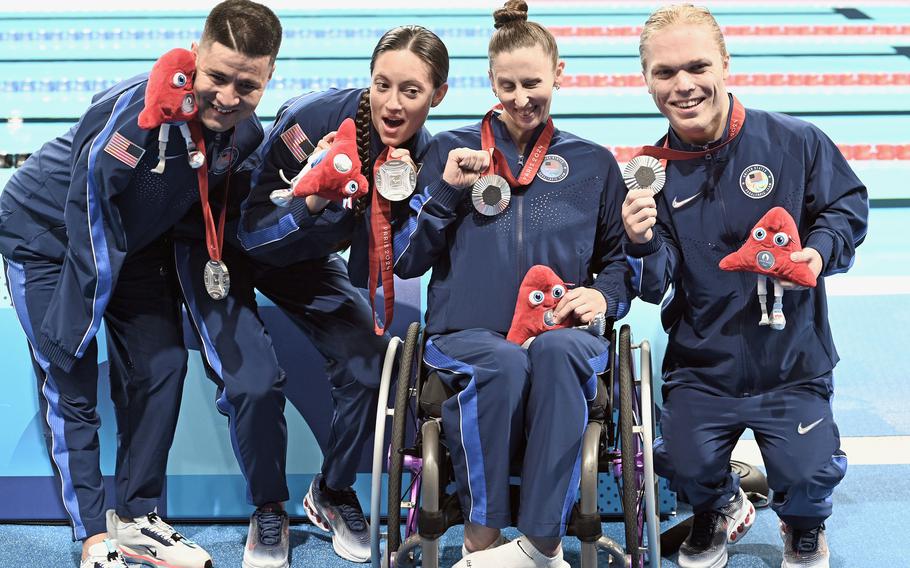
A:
[{"xmin": 370, "ymin": 323, "xmax": 661, "ymax": 568}]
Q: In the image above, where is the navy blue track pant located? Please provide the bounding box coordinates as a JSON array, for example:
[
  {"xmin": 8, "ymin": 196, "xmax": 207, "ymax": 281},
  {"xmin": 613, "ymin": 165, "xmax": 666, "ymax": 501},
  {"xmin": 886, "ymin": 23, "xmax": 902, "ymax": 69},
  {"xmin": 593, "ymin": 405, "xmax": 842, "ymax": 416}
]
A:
[
  {"xmin": 175, "ymin": 240, "xmax": 388, "ymax": 499},
  {"xmin": 174, "ymin": 240, "xmax": 288, "ymax": 506},
  {"xmin": 4, "ymin": 237, "xmax": 187, "ymax": 540},
  {"xmin": 423, "ymin": 327, "xmax": 610, "ymax": 539},
  {"xmin": 654, "ymin": 379, "xmax": 847, "ymax": 530}
]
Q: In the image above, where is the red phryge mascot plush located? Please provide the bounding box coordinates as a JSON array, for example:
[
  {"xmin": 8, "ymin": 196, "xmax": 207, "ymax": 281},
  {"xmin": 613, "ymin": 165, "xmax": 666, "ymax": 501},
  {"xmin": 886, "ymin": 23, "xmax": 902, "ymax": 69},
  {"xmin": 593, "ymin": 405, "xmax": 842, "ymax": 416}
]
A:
[
  {"xmin": 271, "ymin": 118, "xmax": 369, "ymax": 208},
  {"xmin": 507, "ymin": 265, "xmax": 573, "ymax": 346},
  {"xmin": 506, "ymin": 265, "xmax": 607, "ymax": 347},
  {"xmin": 719, "ymin": 207, "xmax": 816, "ymax": 331},
  {"xmin": 138, "ymin": 48, "xmax": 203, "ymax": 173}
]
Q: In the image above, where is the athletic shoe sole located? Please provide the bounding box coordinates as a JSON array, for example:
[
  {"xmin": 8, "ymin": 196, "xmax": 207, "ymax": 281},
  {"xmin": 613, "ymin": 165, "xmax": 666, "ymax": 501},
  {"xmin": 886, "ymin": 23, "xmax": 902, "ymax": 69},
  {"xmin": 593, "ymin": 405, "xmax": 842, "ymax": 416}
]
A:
[
  {"xmin": 728, "ymin": 499, "xmax": 756, "ymax": 544},
  {"xmin": 118, "ymin": 546, "xmax": 213, "ymax": 568},
  {"xmin": 241, "ymin": 557, "xmax": 289, "ymax": 568}
]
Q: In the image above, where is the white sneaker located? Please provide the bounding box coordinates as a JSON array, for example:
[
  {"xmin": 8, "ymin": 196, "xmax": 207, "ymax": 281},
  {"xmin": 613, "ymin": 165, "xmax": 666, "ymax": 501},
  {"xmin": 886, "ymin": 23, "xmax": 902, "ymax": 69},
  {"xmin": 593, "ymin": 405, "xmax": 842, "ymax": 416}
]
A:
[
  {"xmin": 80, "ymin": 540, "xmax": 129, "ymax": 568},
  {"xmin": 461, "ymin": 535, "xmax": 508, "ymax": 558},
  {"xmin": 106, "ymin": 509, "xmax": 213, "ymax": 568},
  {"xmin": 781, "ymin": 522, "xmax": 829, "ymax": 568},
  {"xmin": 243, "ymin": 506, "xmax": 290, "ymax": 568},
  {"xmin": 303, "ymin": 474, "xmax": 370, "ymax": 562},
  {"xmin": 453, "ymin": 536, "xmax": 569, "ymax": 568},
  {"xmin": 678, "ymin": 488, "xmax": 755, "ymax": 568}
]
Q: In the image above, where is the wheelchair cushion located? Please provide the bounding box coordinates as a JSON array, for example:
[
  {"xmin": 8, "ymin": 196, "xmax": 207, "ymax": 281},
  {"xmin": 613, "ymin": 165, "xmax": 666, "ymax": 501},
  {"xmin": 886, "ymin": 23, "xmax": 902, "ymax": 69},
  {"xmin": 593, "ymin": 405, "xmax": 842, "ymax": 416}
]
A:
[{"xmin": 419, "ymin": 370, "xmax": 456, "ymax": 418}]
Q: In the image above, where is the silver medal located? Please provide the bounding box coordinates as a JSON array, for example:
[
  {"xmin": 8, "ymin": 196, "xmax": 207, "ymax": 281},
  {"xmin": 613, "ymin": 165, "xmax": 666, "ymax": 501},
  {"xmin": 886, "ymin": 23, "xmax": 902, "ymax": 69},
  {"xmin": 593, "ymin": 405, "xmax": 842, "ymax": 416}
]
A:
[
  {"xmin": 471, "ymin": 174, "xmax": 511, "ymax": 216},
  {"xmin": 622, "ymin": 155, "xmax": 666, "ymax": 194},
  {"xmin": 203, "ymin": 259, "xmax": 230, "ymax": 300},
  {"xmin": 375, "ymin": 159, "xmax": 416, "ymax": 202}
]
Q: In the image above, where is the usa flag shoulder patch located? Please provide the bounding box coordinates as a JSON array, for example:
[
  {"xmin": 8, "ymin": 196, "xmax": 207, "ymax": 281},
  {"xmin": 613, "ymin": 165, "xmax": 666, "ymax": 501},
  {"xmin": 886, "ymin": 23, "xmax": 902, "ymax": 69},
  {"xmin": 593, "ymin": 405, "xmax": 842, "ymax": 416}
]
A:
[
  {"xmin": 280, "ymin": 123, "xmax": 316, "ymax": 163},
  {"xmin": 104, "ymin": 132, "xmax": 145, "ymax": 168}
]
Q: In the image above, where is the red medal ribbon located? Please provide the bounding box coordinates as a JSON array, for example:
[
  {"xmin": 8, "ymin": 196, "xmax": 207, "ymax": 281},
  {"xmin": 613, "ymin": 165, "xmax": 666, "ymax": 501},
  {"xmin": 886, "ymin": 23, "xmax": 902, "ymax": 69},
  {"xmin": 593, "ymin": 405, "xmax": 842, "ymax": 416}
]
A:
[
  {"xmin": 188, "ymin": 121, "xmax": 228, "ymax": 262},
  {"xmin": 636, "ymin": 96, "xmax": 745, "ymax": 165},
  {"xmin": 479, "ymin": 105, "xmax": 556, "ymax": 186},
  {"xmin": 367, "ymin": 146, "xmax": 396, "ymax": 336}
]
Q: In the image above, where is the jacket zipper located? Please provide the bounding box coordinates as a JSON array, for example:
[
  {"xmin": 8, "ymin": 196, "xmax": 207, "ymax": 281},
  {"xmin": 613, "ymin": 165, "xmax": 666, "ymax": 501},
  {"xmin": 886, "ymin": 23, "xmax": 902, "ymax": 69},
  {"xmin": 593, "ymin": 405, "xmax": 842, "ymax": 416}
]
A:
[{"xmin": 712, "ymin": 152, "xmax": 753, "ymax": 397}]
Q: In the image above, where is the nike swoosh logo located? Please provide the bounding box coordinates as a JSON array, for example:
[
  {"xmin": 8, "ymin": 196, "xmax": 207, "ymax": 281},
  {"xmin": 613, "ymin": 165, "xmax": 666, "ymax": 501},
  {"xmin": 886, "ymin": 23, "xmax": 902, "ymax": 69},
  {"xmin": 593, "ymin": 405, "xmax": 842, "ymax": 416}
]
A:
[
  {"xmin": 672, "ymin": 192, "xmax": 701, "ymax": 209},
  {"xmin": 797, "ymin": 418, "xmax": 824, "ymax": 435}
]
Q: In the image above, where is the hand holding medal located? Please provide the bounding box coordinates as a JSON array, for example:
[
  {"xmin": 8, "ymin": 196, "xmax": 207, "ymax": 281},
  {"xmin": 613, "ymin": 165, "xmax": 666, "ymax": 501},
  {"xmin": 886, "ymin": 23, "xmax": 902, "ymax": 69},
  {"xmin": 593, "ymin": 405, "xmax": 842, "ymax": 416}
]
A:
[
  {"xmin": 621, "ymin": 96, "xmax": 747, "ymax": 245},
  {"xmin": 375, "ymin": 147, "xmax": 418, "ymax": 202}
]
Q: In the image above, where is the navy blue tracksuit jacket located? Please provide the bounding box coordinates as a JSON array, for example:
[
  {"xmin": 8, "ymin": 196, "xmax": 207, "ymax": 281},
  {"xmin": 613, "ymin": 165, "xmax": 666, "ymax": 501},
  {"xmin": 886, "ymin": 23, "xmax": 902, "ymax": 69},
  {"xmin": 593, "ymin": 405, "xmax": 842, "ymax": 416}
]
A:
[
  {"xmin": 394, "ymin": 115, "xmax": 634, "ymax": 537},
  {"xmin": 625, "ymin": 96, "xmax": 868, "ymax": 526},
  {"xmin": 0, "ymin": 74, "xmax": 262, "ymax": 539}
]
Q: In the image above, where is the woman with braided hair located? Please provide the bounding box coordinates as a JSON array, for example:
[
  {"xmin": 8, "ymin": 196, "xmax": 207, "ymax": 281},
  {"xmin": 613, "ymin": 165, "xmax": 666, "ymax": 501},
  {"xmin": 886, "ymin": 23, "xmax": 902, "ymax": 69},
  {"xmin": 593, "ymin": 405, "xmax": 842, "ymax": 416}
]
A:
[{"xmin": 171, "ymin": 25, "xmax": 448, "ymax": 566}]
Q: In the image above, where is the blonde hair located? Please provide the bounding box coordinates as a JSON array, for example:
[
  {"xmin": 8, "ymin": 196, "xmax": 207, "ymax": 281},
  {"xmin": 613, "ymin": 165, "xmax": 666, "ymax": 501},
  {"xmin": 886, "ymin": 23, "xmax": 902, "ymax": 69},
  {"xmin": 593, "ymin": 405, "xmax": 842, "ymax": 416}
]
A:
[
  {"xmin": 639, "ymin": 4, "xmax": 727, "ymax": 69},
  {"xmin": 489, "ymin": 0, "xmax": 559, "ymax": 69}
]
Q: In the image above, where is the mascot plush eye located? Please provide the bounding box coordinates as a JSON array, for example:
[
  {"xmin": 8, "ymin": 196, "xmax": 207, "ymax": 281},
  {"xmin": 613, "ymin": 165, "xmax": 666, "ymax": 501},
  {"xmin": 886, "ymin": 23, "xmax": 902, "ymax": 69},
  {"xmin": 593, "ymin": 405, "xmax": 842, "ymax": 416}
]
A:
[
  {"xmin": 172, "ymin": 72, "xmax": 188, "ymax": 88},
  {"xmin": 773, "ymin": 232, "xmax": 789, "ymax": 246},
  {"xmin": 529, "ymin": 290, "xmax": 545, "ymax": 306},
  {"xmin": 343, "ymin": 180, "xmax": 359, "ymax": 196},
  {"xmin": 551, "ymin": 284, "xmax": 566, "ymax": 299},
  {"xmin": 752, "ymin": 227, "xmax": 766, "ymax": 241}
]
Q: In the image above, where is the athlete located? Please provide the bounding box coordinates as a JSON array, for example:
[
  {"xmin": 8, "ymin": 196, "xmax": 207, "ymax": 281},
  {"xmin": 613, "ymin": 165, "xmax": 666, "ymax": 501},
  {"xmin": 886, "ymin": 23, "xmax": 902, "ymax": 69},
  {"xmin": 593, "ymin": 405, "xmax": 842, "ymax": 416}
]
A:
[
  {"xmin": 393, "ymin": 2, "xmax": 633, "ymax": 567},
  {"xmin": 174, "ymin": 25, "xmax": 449, "ymax": 565},
  {"xmin": 0, "ymin": 1, "xmax": 281, "ymax": 567},
  {"xmin": 622, "ymin": 5, "xmax": 868, "ymax": 568}
]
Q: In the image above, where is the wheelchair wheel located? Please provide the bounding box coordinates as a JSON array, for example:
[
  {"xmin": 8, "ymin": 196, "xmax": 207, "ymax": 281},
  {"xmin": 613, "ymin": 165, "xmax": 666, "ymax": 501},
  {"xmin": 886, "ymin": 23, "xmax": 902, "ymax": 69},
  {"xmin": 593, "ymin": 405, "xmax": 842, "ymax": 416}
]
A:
[
  {"xmin": 387, "ymin": 322, "xmax": 422, "ymax": 561},
  {"xmin": 618, "ymin": 324, "xmax": 643, "ymax": 568},
  {"xmin": 371, "ymin": 336, "xmax": 404, "ymax": 567}
]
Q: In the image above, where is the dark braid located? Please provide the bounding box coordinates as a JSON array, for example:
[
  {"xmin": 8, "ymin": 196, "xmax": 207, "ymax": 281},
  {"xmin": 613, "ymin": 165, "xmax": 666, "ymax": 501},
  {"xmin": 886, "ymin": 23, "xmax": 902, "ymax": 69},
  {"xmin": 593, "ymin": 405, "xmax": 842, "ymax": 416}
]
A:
[{"xmin": 353, "ymin": 88, "xmax": 372, "ymax": 217}]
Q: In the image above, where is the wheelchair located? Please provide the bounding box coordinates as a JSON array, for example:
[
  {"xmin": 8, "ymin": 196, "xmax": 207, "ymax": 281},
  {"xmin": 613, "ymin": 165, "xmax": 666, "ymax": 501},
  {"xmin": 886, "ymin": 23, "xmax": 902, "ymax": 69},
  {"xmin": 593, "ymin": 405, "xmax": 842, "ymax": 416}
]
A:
[{"xmin": 369, "ymin": 322, "xmax": 661, "ymax": 568}]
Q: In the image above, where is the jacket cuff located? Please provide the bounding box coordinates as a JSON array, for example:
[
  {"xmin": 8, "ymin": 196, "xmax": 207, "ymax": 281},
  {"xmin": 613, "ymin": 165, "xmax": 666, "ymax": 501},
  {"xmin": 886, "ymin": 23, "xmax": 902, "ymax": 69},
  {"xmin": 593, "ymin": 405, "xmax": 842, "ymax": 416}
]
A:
[
  {"xmin": 805, "ymin": 230, "xmax": 836, "ymax": 272},
  {"xmin": 623, "ymin": 233, "xmax": 662, "ymax": 258},
  {"xmin": 38, "ymin": 334, "xmax": 78, "ymax": 374},
  {"xmin": 289, "ymin": 197, "xmax": 319, "ymax": 228},
  {"xmin": 427, "ymin": 179, "xmax": 464, "ymax": 211},
  {"xmin": 592, "ymin": 284, "xmax": 628, "ymax": 321}
]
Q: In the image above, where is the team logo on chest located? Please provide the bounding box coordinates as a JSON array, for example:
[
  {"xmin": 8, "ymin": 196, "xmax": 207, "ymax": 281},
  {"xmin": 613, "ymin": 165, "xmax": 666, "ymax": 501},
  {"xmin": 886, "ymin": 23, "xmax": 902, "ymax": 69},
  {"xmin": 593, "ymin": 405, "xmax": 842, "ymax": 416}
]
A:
[
  {"xmin": 536, "ymin": 154, "xmax": 569, "ymax": 183},
  {"xmin": 211, "ymin": 146, "xmax": 239, "ymax": 175},
  {"xmin": 739, "ymin": 164, "xmax": 774, "ymax": 199}
]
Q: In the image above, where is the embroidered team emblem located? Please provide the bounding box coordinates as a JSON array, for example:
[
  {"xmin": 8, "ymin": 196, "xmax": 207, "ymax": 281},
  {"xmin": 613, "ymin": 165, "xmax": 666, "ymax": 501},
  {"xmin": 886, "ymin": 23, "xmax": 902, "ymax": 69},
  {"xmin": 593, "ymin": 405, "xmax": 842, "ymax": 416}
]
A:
[
  {"xmin": 537, "ymin": 154, "xmax": 569, "ymax": 183},
  {"xmin": 280, "ymin": 123, "xmax": 316, "ymax": 163},
  {"xmin": 104, "ymin": 132, "xmax": 145, "ymax": 168},
  {"xmin": 211, "ymin": 146, "xmax": 238, "ymax": 175},
  {"xmin": 740, "ymin": 164, "xmax": 774, "ymax": 199}
]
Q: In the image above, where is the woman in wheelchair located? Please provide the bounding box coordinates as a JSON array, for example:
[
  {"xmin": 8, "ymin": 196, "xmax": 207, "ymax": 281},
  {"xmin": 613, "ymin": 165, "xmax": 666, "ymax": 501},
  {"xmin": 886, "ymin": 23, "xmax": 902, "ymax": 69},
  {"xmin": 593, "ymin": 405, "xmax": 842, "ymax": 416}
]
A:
[{"xmin": 392, "ymin": 2, "xmax": 635, "ymax": 566}]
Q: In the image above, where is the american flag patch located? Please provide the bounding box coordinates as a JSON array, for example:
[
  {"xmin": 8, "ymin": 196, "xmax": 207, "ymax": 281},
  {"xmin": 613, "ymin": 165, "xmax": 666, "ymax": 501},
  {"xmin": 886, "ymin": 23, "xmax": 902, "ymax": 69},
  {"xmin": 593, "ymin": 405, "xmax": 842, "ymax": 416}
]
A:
[
  {"xmin": 104, "ymin": 132, "xmax": 145, "ymax": 168},
  {"xmin": 280, "ymin": 123, "xmax": 315, "ymax": 163}
]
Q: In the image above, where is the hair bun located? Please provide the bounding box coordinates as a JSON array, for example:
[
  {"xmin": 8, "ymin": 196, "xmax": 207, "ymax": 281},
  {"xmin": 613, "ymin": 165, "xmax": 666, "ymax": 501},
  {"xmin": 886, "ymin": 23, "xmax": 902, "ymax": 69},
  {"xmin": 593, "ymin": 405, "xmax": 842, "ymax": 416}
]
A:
[{"xmin": 493, "ymin": 0, "xmax": 529, "ymax": 29}]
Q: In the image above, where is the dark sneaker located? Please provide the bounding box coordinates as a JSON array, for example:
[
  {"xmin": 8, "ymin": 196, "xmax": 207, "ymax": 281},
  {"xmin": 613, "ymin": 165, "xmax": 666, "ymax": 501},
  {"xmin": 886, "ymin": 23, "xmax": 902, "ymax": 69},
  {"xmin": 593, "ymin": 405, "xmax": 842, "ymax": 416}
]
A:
[
  {"xmin": 243, "ymin": 505, "xmax": 290, "ymax": 568},
  {"xmin": 80, "ymin": 540, "xmax": 129, "ymax": 568},
  {"xmin": 781, "ymin": 523, "xmax": 829, "ymax": 568},
  {"xmin": 106, "ymin": 509, "xmax": 213, "ymax": 568},
  {"xmin": 678, "ymin": 488, "xmax": 755, "ymax": 568},
  {"xmin": 303, "ymin": 474, "xmax": 370, "ymax": 562}
]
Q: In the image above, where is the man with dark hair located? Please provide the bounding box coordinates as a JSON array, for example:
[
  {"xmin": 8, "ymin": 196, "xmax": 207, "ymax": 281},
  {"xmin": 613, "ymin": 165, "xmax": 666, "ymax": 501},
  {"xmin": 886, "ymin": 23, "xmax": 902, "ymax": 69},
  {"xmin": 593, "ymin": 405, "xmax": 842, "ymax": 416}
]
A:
[{"xmin": 0, "ymin": 2, "xmax": 280, "ymax": 567}]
